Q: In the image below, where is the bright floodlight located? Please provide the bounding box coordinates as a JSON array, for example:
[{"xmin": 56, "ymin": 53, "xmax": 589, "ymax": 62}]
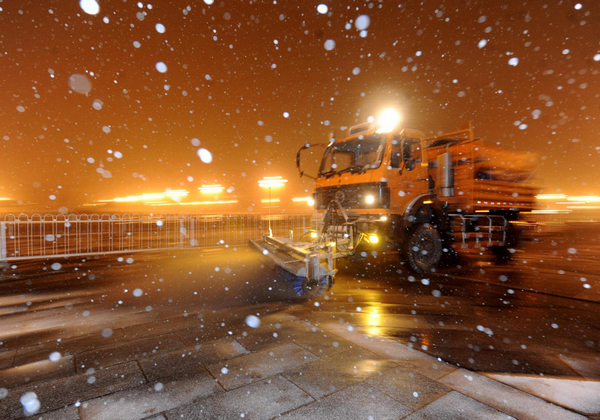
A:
[
  {"xmin": 258, "ymin": 176, "xmax": 287, "ymax": 237},
  {"xmin": 368, "ymin": 234, "xmax": 379, "ymax": 244},
  {"xmin": 376, "ymin": 108, "xmax": 402, "ymax": 133},
  {"xmin": 199, "ymin": 184, "xmax": 224, "ymax": 194},
  {"xmin": 104, "ymin": 190, "xmax": 189, "ymax": 203},
  {"xmin": 258, "ymin": 176, "xmax": 288, "ymax": 188},
  {"xmin": 292, "ymin": 196, "xmax": 315, "ymax": 206}
]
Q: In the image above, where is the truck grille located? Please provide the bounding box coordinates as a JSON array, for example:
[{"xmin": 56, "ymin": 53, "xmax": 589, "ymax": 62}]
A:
[{"xmin": 316, "ymin": 182, "xmax": 390, "ymax": 210}]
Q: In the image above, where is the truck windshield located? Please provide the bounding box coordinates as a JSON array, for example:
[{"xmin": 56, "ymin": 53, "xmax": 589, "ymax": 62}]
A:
[{"xmin": 319, "ymin": 134, "xmax": 385, "ymax": 176}]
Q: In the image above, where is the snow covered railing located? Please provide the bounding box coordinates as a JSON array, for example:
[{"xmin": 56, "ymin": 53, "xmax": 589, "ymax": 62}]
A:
[{"xmin": 0, "ymin": 213, "xmax": 312, "ymax": 262}]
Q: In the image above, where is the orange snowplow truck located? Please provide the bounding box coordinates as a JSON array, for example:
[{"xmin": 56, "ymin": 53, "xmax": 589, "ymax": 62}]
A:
[{"xmin": 297, "ymin": 109, "xmax": 538, "ymax": 275}]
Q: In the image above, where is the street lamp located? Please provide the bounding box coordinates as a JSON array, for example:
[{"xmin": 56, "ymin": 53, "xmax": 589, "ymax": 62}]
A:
[
  {"xmin": 258, "ymin": 176, "xmax": 287, "ymax": 236},
  {"xmin": 199, "ymin": 184, "xmax": 225, "ymax": 194}
]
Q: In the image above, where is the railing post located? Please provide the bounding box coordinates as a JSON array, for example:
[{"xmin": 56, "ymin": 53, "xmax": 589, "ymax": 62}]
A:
[
  {"xmin": 190, "ymin": 217, "xmax": 195, "ymax": 247},
  {"xmin": 0, "ymin": 222, "xmax": 6, "ymax": 261},
  {"xmin": 180, "ymin": 218, "xmax": 185, "ymax": 248}
]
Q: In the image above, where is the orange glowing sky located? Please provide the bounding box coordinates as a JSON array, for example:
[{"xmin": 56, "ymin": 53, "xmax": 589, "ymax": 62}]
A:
[{"xmin": 0, "ymin": 1, "xmax": 599, "ymax": 212}]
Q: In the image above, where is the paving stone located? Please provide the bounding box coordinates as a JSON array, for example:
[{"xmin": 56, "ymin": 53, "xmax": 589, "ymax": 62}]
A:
[
  {"xmin": 411, "ymin": 359, "xmax": 457, "ymax": 381},
  {"xmin": 493, "ymin": 331, "xmax": 595, "ymax": 354},
  {"xmin": 139, "ymin": 338, "xmax": 248, "ymax": 382},
  {"xmin": 229, "ymin": 311, "xmax": 300, "ymax": 339},
  {"xmin": 486, "ymin": 372, "xmax": 600, "ymax": 415},
  {"xmin": 235, "ymin": 319, "xmax": 354, "ymax": 357},
  {"xmin": 173, "ymin": 335, "xmax": 249, "ymax": 362},
  {"xmin": 320, "ymin": 321, "xmax": 457, "ymax": 380},
  {"xmin": 283, "ymin": 347, "xmax": 399, "ymax": 399},
  {"xmin": 559, "ymin": 352, "xmax": 600, "ymax": 378},
  {"xmin": 428, "ymin": 347, "xmax": 578, "ymax": 376},
  {"xmin": 80, "ymin": 369, "xmax": 222, "ymax": 420},
  {"xmin": 404, "ymin": 390, "xmax": 514, "ymax": 420},
  {"xmin": 12, "ymin": 329, "xmax": 127, "ymax": 367},
  {"xmin": 233, "ymin": 327, "xmax": 295, "ymax": 351},
  {"xmin": 190, "ymin": 337, "xmax": 250, "ymax": 363},
  {"xmin": 440, "ymin": 368, "xmax": 588, "ymax": 420},
  {"xmin": 172, "ymin": 326, "xmax": 214, "ymax": 346},
  {"xmin": 0, "ymin": 355, "xmax": 76, "ymax": 390},
  {"xmin": 120, "ymin": 317, "xmax": 204, "ymax": 342},
  {"xmin": 379, "ymin": 314, "xmax": 433, "ymax": 330},
  {"xmin": 279, "ymin": 328, "xmax": 354, "ymax": 357},
  {"xmin": 207, "ymin": 343, "xmax": 318, "ymax": 390},
  {"xmin": 280, "ymin": 383, "xmax": 411, "ymax": 420},
  {"xmin": 33, "ymin": 405, "xmax": 79, "ymax": 420},
  {"xmin": 74, "ymin": 334, "xmax": 186, "ymax": 372},
  {"xmin": 0, "ymin": 325, "xmax": 88, "ymax": 351},
  {"xmin": 176, "ymin": 325, "xmax": 239, "ymax": 348},
  {"xmin": 175, "ymin": 311, "xmax": 329, "ymax": 353},
  {"xmin": 173, "ymin": 305, "xmax": 283, "ymax": 346},
  {"xmin": 165, "ymin": 375, "xmax": 312, "ymax": 420},
  {"xmin": 367, "ymin": 366, "xmax": 451, "ymax": 410},
  {"xmin": 0, "ymin": 350, "xmax": 15, "ymax": 369},
  {"xmin": 424, "ymin": 329, "xmax": 501, "ymax": 352},
  {"xmin": 0, "ymin": 361, "xmax": 145, "ymax": 419},
  {"xmin": 424, "ymin": 315, "xmax": 482, "ymax": 332}
]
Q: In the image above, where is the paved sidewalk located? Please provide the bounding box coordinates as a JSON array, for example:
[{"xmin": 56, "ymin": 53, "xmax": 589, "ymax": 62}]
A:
[{"xmin": 0, "ymin": 306, "xmax": 598, "ymax": 420}]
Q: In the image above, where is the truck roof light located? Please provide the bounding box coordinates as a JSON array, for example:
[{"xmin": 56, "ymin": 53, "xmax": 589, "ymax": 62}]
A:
[{"xmin": 376, "ymin": 108, "xmax": 401, "ymax": 133}]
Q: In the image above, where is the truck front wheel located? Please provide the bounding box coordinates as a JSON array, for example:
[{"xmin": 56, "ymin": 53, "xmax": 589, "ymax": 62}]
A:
[
  {"xmin": 402, "ymin": 223, "xmax": 443, "ymax": 275},
  {"xmin": 490, "ymin": 224, "xmax": 518, "ymax": 263}
]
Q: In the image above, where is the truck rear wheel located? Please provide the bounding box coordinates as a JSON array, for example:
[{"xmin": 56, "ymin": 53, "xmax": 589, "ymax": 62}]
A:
[{"xmin": 402, "ymin": 223, "xmax": 443, "ymax": 275}]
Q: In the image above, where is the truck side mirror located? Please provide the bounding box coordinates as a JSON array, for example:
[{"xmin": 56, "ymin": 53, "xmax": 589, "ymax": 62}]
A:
[{"xmin": 296, "ymin": 143, "xmax": 327, "ymax": 180}]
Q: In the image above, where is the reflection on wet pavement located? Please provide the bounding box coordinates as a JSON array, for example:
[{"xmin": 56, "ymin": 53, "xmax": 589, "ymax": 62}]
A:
[
  {"xmin": 302, "ymin": 223, "xmax": 600, "ymax": 378},
  {"xmin": 0, "ymin": 224, "xmax": 598, "ymax": 419}
]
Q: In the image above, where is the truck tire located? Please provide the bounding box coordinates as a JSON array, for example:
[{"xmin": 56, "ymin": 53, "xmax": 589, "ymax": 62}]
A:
[
  {"xmin": 491, "ymin": 246, "xmax": 512, "ymax": 263},
  {"xmin": 402, "ymin": 223, "xmax": 443, "ymax": 275},
  {"xmin": 491, "ymin": 224, "xmax": 518, "ymax": 263}
]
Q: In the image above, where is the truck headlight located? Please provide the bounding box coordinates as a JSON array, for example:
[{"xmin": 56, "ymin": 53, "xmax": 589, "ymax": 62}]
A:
[
  {"xmin": 365, "ymin": 194, "xmax": 375, "ymax": 204},
  {"xmin": 368, "ymin": 234, "xmax": 379, "ymax": 244}
]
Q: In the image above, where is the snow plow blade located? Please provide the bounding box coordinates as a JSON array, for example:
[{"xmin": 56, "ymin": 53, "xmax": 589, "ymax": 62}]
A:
[{"xmin": 249, "ymin": 236, "xmax": 335, "ymax": 281}]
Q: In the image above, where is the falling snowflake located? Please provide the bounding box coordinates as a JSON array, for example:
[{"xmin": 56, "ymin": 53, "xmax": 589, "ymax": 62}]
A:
[
  {"xmin": 245, "ymin": 315, "xmax": 261, "ymax": 328},
  {"xmin": 197, "ymin": 148, "xmax": 213, "ymax": 163},
  {"xmin": 355, "ymin": 15, "xmax": 370, "ymax": 30},
  {"xmin": 80, "ymin": 0, "xmax": 100, "ymax": 15},
  {"xmin": 317, "ymin": 4, "xmax": 328, "ymax": 14}
]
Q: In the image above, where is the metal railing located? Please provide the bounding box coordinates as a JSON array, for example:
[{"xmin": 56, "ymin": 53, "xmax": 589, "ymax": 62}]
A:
[{"xmin": 0, "ymin": 213, "xmax": 313, "ymax": 262}]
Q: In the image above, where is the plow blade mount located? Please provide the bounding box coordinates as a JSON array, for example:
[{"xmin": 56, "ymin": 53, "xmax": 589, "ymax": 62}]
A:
[{"xmin": 249, "ymin": 236, "xmax": 336, "ymax": 298}]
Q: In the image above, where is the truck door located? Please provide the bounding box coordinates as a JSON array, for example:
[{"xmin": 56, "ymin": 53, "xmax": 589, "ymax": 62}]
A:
[{"xmin": 388, "ymin": 136, "xmax": 428, "ymax": 212}]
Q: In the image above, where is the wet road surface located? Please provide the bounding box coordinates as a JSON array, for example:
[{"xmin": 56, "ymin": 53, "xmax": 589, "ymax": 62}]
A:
[{"xmin": 0, "ymin": 222, "xmax": 599, "ymax": 382}]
